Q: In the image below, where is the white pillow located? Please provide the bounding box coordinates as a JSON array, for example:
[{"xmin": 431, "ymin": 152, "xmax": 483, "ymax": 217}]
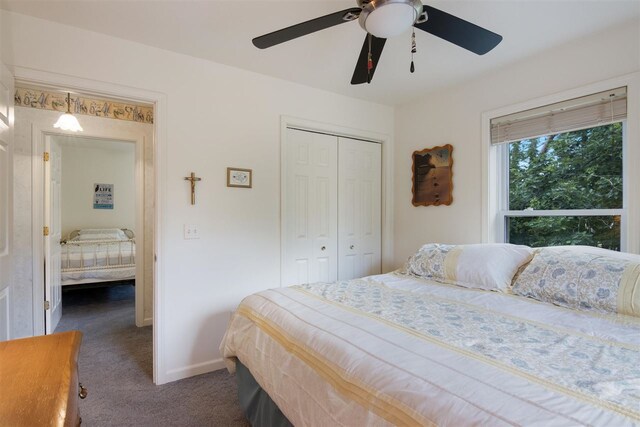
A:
[
  {"xmin": 75, "ymin": 233, "xmax": 117, "ymax": 241},
  {"xmin": 404, "ymin": 243, "xmax": 534, "ymax": 292},
  {"xmin": 78, "ymin": 228, "xmax": 125, "ymax": 235},
  {"xmin": 76, "ymin": 228, "xmax": 128, "ymax": 240}
]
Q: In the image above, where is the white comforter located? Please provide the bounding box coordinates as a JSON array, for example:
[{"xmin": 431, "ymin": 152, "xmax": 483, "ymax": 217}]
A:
[
  {"xmin": 221, "ymin": 273, "xmax": 640, "ymax": 426},
  {"xmin": 60, "ymin": 240, "xmax": 135, "ymax": 284}
]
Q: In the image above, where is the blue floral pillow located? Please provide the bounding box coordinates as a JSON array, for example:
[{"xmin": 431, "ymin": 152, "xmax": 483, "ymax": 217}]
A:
[{"xmin": 512, "ymin": 247, "xmax": 640, "ymax": 317}]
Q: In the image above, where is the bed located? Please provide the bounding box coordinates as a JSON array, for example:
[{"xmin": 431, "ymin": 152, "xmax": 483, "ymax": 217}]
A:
[
  {"xmin": 60, "ymin": 228, "xmax": 136, "ymax": 286},
  {"xmin": 221, "ymin": 243, "xmax": 640, "ymax": 426}
]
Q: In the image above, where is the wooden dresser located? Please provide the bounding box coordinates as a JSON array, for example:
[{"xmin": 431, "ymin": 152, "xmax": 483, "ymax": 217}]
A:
[{"xmin": 0, "ymin": 331, "xmax": 85, "ymax": 426}]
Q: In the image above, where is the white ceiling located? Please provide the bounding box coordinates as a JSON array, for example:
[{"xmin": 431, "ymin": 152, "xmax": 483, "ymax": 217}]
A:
[{"xmin": 2, "ymin": 0, "xmax": 639, "ymax": 106}]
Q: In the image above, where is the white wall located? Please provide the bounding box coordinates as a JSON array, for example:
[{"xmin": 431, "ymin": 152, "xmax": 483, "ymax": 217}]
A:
[
  {"xmin": 394, "ymin": 19, "xmax": 640, "ymax": 266},
  {"xmin": 1, "ymin": 10, "xmax": 395, "ymax": 382},
  {"xmin": 58, "ymin": 137, "xmax": 135, "ymax": 238}
]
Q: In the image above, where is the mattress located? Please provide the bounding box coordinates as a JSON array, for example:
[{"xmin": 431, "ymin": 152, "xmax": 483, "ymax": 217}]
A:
[{"xmin": 221, "ymin": 272, "xmax": 640, "ymax": 426}]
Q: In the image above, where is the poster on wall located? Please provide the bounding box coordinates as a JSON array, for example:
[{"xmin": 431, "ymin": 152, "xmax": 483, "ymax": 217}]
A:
[{"xmin": 93, "ymin": 183, "xmax": 114, "ymax": 209}]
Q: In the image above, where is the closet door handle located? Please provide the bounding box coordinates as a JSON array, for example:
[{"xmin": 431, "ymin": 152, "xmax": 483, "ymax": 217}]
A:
[
  {"xmin": 350, "ymin": 245, "xmax": 355, "ymax": 250},
  {"xmin": 321, "ymin": 246, "xmax": 326, "ymax": 251}
]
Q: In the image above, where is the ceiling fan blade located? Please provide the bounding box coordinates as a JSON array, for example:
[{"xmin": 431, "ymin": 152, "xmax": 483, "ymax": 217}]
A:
[
  {"xmin": 351, "ymin": 34, "xmax": 386, "ymax": 85},
  {"xmin": 414, "ymin": 5, "xmax": 502, "ymax": 55},
  {"xmin": 252, "ymin": 8, "xmax": 361, "ymax": 49}
]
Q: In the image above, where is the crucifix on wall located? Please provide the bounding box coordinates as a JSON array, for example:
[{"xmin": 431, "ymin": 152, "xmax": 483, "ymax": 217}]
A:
[{"xmin": 184, "ymin": 172, "xmax": 202, "ymax": 205}]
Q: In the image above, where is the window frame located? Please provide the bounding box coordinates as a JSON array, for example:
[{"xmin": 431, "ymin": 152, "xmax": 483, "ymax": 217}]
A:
[
  {"xmin": 496, "ymin": 128, "xmax": 626, "ymax": 249},
  {"xmin": 482, "ymin": 74, "xmax": 640, "ymax": 253}
]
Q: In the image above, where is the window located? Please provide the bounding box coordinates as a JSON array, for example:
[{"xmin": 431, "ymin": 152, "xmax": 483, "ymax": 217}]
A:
[{"xmin": 490, "ymin": 87, "xmax": 627, "ymax": 250}]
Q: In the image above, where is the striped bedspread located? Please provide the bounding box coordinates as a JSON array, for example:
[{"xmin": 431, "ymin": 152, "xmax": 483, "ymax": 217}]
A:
[{"xmin": 221, "ymin": 273, "xmax": 640, "ymax": 426}]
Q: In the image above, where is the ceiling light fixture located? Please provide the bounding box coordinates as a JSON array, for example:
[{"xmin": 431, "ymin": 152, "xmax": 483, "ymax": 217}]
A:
[
  {"xmin": 358, "ymin": 0, "xmax": 424, "ymax": 39},
  {"xmin": 53, "ymin": 93, "xmax": 83, "ymax": 132}
]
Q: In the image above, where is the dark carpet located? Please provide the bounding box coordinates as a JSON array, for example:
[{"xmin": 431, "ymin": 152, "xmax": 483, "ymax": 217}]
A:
[{"xmin": 56, "ymin": 285, "xmax": 249, "ymax": 427}]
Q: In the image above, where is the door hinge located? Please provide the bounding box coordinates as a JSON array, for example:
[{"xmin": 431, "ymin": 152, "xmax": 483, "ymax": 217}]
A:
[
  {"xmin": 43, "ymin": 226, "xmax": 49, "ymax": 236},
  {"xmin": 44, "ymin": 301, "xmax": 50, "ymax": 310},
  {"xmin": 43, "ymin": 152, "xmax": 50, "ymax": 162}
]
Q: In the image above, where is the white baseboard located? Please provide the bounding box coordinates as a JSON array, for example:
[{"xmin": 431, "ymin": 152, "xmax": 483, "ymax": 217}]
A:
[{"xmin": 163, "ymin": 358, "xmax": 226, "ymax": 383}]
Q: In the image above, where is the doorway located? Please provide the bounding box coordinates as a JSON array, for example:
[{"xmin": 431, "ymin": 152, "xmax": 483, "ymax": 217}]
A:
[
  {"xmin": 44, "ymin": 135, "xmax": 140, "ymax": 333},
  {"xmin": 11, "ymin": 67, "xmax": 166, "ymax": 383},
  {"xmin": 37, "ymin": 124, "xmax": 152, "ymax": 333}
]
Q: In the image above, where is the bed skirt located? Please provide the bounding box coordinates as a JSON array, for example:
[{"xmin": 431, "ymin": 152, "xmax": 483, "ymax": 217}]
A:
[{"xmin": 236, "ymin": 360, "xmax": 293, "ymax": 427}]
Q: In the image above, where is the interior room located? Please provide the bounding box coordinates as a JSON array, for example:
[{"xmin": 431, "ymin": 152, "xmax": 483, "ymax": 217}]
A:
[
  {"xmin": 0, "ymin": 0, "xmax": 638, "ymax": 426},
  {"xmin": 54, "ymin": 135, "xmax": 137, "ymax": 326}
]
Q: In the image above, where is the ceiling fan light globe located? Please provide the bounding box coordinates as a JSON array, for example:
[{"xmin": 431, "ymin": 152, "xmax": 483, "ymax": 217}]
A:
[
  {"xmin": 53, "ymin": 113, "xmax": 83, "ymax": 132},
  {"xmin": 359, "ymin": 0, "xmax": 422, "ymax": 39}
]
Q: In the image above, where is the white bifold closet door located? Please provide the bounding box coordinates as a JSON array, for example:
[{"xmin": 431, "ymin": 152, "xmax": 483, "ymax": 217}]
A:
[
  {"xmin": 283, "ymin": 129, "xmax": 338, "ymax": 286},
  {"xmin": 283, "ymin": 128, "xmax": 381, "ymax": 286},
  {"xmin": 337, "ymin": 137, "xmax": 382, "ymax": 280}
]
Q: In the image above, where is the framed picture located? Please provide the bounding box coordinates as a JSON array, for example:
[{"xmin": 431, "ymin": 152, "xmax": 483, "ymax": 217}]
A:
[
  {"xmin": 93, "ymin": 183, "xmax": 114, "ymax": 209},
  {"xmin": 227, "ymin": 167, "xmax": 252, "ymax": 188},
  {"xmin": 411, "ymin": 144, "xmax": 453, "ymax": 207}
]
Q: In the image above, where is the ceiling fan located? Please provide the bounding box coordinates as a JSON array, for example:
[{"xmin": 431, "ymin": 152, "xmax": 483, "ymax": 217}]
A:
[{"xmin": 252, "ymin": 0, "xmax": 503, "ymax": 85}]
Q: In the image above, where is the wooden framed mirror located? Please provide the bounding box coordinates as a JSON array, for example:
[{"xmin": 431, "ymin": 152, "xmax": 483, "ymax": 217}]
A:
[{"xmin": 411, "ymin": 144, "xmax": 453, "ymax": 206}]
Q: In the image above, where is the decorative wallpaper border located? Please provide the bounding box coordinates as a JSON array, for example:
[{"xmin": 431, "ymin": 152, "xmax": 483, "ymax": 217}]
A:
[{"xmin": 14, "ymin": 87, "xmax": 153, "ymax": 124}]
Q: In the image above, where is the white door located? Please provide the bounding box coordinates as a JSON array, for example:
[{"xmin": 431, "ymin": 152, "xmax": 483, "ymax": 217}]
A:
[
  {"xmin": 338, "ymin": 138, "xmax": 382, "ymax": 280},
  {"xmin": 283, "ymin": 128, "xmax": 338, "ymax": 286},
  {"xmin": 44, "ymin": 136, "xmax": 62, "ymax": 333},
  {"xmin": 0, "ymin": 61, "xmax": 14, "ymax": 341}
]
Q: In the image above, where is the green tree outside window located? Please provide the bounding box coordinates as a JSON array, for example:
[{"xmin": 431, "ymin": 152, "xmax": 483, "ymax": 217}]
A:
[{"xmin": 507, "ymin": 123, "xmax": 622, "ymax": 250}]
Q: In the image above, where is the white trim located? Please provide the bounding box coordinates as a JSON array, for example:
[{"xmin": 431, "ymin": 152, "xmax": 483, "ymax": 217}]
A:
[
  {"xmin": 13, "ymin": 67, "xmax": 159, "ymax": 106},
  {"xmin": 482, "ymin": 72, "xmax": 640, "ymax": 253},
  {"xmin": 0, "ymin": 286, "xmax": 10, "ymax": 341},
  {"xmin": 34, "ymin": 129, "xmax": 145, "ymax": 329},
  {"xmin": 502, "ymin": 209, "xmax": 624, "ymax": 217},
  {"xmin": 621, "ymin": 121, "xmax": 629, "ymax": 253},
  {"xmin": 134, "ymin": 134, "xmax": 145, "ymax": 328},
  {"xmin": 13, "ymin": 66, "xmax": 167, "ymax": 385},
  {"xmin": 164, "ymin": 358, "xmax": 226, "ymax": 383},
  {"xmin": 279, "ymin": 115, "xmax": 394, "ymax": 286},
  {"xmin": 31, "ymin": 125, "xmax": 44, "ymax": 335}
]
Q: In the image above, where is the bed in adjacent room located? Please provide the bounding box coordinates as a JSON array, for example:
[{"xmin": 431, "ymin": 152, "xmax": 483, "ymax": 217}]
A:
[
  {"xmin": 221, "ymin": 243, "xmax": 640, "ymax": 426},
  {"xmin": 60, "ymin": 228, "xmax": 136, "ymax": 286}
]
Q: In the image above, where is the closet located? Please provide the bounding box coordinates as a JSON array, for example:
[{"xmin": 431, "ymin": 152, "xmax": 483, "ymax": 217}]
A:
[{"xmin": 282, "ymin": 128, "xmax": 382, "ymax": 286}]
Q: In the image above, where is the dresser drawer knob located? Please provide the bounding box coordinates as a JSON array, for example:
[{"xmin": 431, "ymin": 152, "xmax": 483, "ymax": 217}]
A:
[{"xmin": 79, "ymin": 383, "xmax": 88, "ymax": 399}]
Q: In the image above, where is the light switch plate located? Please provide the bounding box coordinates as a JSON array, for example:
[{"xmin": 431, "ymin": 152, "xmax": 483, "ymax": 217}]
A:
[{"xmin": 184, "ymin": 224, "xmax": 199, "ymax": 239}]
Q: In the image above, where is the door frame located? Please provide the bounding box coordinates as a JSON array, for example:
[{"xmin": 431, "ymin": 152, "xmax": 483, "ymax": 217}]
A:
[
  {"xmin": 14, "ymin": 66, "xmax": 167, "ymax": 385},
  {"xmin": 36, "ymin": 130, "xmax": 146, "ymax": 331},
  {"xmin": 0, "ymin": 61, "xmax": 14, "ymax": 341},
  {"xmin": 279, "ymin": 115, "xmax": 394, "ymax": 286}
]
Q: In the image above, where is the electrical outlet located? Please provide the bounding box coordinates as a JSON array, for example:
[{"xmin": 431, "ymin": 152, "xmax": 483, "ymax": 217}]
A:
[{"xmin": 184, "ymin": 224, "xmax": 199, "ymax": 239}]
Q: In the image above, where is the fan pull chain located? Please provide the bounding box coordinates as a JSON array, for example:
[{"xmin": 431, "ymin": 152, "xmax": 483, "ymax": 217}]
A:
[
  {"xmin": 410, "ymin": 29, "xmax": 416, "ymax": 73},
  {"xmin": 367, "ymin": 33, "xmax": 373, "ymax": 84}
]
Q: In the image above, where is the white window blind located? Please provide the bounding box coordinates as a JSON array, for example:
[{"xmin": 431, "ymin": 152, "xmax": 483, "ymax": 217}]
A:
[{"xmin": 491, "ymin": 87, "xmax": 627, "ymax": 145}]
